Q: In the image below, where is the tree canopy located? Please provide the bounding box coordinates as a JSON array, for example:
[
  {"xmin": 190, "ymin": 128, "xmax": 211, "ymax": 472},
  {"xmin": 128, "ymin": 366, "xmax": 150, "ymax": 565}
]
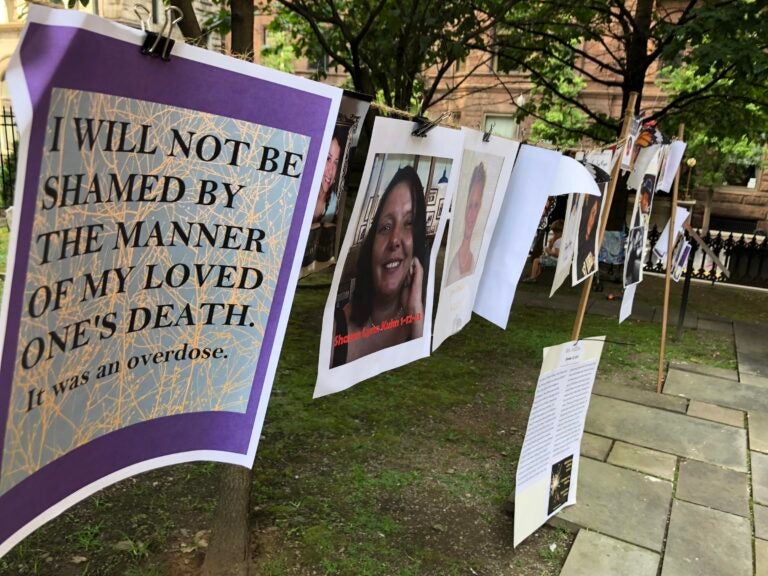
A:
[
  {"xmin": 263, "ymin": 0, "xmax": 515, "ymax": 112},
  {"xmin": 493, "ymin": 0, "xmax": 768, "ymax": 143}
]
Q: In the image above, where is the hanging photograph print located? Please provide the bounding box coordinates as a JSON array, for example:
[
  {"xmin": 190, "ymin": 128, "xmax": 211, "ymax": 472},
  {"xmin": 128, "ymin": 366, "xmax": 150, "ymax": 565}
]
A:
[
  {"xmin": 572, "ymin": 191, "xmax": 603, "ymax": 284},
  {"xmin": 315, "ymin": 118, "xmax": 463, "ymax": 398},
  {"xmin": 432, "ymin": 128, "xmax": 519, "ymax": 350},
  {"xmin": 301, "ymin": 91, "xmax": 371, "ymax": 277},
  {"xmin": 551, "ymin": 193, "xmax": 581, "ymax": 295},
  {"xmin": 0, "ymin": 6, "xmax": 341, "ymax": 556},
  {"xmin": 474, "ymin": 146, "xmax": 558, "ymax": 327},
  {"xmin": 624, "ymin": 225, "xmax": 646, "ymax": 287},
  {"xmin": 572, "ymin": 163, "xmax": 608, "ymax": 285}
]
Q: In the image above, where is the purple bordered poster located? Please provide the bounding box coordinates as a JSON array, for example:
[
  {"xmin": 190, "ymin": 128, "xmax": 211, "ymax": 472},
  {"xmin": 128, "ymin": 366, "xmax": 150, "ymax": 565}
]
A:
[{"xmin": 0, "ymin": 6, "xmax": 341, "ymax": 554}]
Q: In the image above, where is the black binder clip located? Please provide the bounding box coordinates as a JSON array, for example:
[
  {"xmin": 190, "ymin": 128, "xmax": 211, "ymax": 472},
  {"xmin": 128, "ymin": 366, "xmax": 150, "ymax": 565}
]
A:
[
  {"xmin": 411, "ymin": 111, "xmax": 452, "ymax": 138},
  {"xmin": 139, "ymin": 5, "xmax": 183, "ymax": 61},
  {"xmin": 482, "ymin": 122, "xmax": 494, "ymax": 142}
]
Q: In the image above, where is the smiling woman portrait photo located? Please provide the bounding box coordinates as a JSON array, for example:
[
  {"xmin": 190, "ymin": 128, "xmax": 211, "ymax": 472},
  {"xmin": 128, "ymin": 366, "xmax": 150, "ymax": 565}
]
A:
[{"xmin": 331, "ymin": 165, "xmax": 427, "ymax": 367}]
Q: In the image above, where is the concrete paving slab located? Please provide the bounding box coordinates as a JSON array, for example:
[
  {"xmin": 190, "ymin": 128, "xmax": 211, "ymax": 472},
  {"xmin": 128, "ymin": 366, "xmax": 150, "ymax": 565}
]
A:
[
  {"xmin": 669, "ymin": 361, "xmax": 739, "ymax": 381},
  {"xmin": 664, "ymin": 368, "xmax": 768, "ymax": 413},
  {"xmin": 560, "ymin": 530, "xmax": 660, "ymax": 576},
  {"xmin": 585, "ymin": 395, "xmax": 747, "ymax": 472},
  {"xmin": 749, "ymin": 412, "xmax": 768, "ymax": 454},
  {"xmin": 676, "ymin": 459, "xmax": 749, "ymax": 517},
  {"xmin": 757, "ymin": 538, "xmax": 768, "ymax": 576},
  {"xmin": 550, "ymin": 458, "xmax": 672, "ymax": 552},
  {"xmin": 607, "ymin": 442, "xmax": 677, "ymax": 481},
  {"xmin": 755, "ymin": 505, "xmax": 768, "ymax": 541},
  {"xmin": 734, "ymin": 321, "xmax": 767, "ymax": 377},
  {"xmin": 742, "ymin": 373, "xmax": 768, "ymax": 388},
  {"xmin": 752, "ymin": 451, "xmax": 768, "ymax": 506},
  {"xmin": 687, "ymin": 400, "xmax": 744, "ymax": 428},
  {"xmin": 697, "ymin": 318, "xmax": 733, "ymax": 333},
  {"xmin": 661, "ymin": 499, "xmax": 751, "ymax": 576},
  {"xmin": 580, "ymin": 433, "xmax": 612, "ymax": 461},
  {"xmin": 593, "ymin": 381, "xmax": 688, "ymax": 413}
]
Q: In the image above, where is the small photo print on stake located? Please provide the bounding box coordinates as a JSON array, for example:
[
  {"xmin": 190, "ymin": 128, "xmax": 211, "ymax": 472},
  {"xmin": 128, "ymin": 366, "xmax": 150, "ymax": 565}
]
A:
[
  {"xmin": 672, "ymin": 239, "xmax": 692, "ymax": 282},
  {"xmin": 624, "ymin": 225, "xmax": 645, "ymax": 286}
]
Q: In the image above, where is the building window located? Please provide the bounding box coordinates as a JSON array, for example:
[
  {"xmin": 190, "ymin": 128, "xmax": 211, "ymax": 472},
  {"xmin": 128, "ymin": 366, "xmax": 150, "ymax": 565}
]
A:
[{"xmin": 483, "ymin": 114, "xmax": 518, "ymax": 140}]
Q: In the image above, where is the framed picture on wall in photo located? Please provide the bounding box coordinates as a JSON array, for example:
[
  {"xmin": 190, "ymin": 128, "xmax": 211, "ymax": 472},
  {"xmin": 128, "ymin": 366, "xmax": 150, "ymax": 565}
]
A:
[
  {"xmin": 437, "ymin": 198, "xmax": 444, "ymax": 218},
  {"xmin": 426, "ymin": 210, "xmax": 435, "ymax": 230},
  {"xmin": 427, "ymin": 188, "xmax": 437, "ymax": 205}
]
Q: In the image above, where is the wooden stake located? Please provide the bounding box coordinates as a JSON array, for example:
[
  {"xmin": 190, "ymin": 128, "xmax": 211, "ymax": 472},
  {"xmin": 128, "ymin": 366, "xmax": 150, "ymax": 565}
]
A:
[
  {"xmin": 571, "ymin": 91, "xmax": 638, "ymax": 341},
  {"xmin": 657, "ymin": 123, "xmax": 686, "ymax": 393}
]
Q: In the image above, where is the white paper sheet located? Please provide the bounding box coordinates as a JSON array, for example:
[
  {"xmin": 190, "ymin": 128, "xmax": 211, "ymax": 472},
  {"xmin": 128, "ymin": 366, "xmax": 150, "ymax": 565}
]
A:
[
  {"xmin": 432, "ymin": 129, "xmax": 519, "ymax": 350},
  {"xmin": 652, "ymin": 207, "xmax": 690, "ymax": 261},
  {"xmin": 619, "ymin": 284, "xmax": 637, "ymax": 323},
  {"xmin": 657, "ymin": 141, "xmax": 687, "ymax": 193},
  {"xmin": 552, "ymin": 193, "xmax": 582, "ymax": 296},
  {"xmin": 627, "ymin": 145, "xmax": 660, "ymax": 190},
  {"xmin": 513, "ymin": 338, "xmax": 605, "ymax": 547},
  {"xmin": 315, "ymin": 117, "xmax": 464, "ymax": 397},
  {"xmin": 475, "ymin": 149, "xmax": 601, "ymax": 328},
  {"xmin": 474, "ymin": 146, "xmax": 558, "ymax": 328}
]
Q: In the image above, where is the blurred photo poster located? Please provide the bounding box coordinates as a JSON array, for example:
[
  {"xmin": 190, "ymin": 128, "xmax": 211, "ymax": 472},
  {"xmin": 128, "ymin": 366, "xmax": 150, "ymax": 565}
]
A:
[
  {"xmin": 1, "ymin": 6, "xmax": 342, "ymax": 555},
  {"xmin": 513, "ymin": 337, "xmax": 605, "ymax": 547},
  {"xmin": 315, "ymin": 117, "xmax": 463, "ymax": 397},
  {"xmin": 475, "ymin": 146, "xmax": 559, "ymax": 328},
  {"xmin": 652, "ymin": 207, "xmax": 690, "ymax": 261},
  {"xmin": 572, "ymin": 190, "xmax": 604, "ymax": 285},
  {"xmin": 672, "ymin": 239, "xmax": 692, "ymax": 282},
  {"xmin": 551, "ymin": 193, "xmax": 582, "ymax": 295},
  {"xmin": 572, "ymin": 163, "xmax": 608, "ymax": 286},
  {"xmin": 657, "ymin": 141, "xmax": 687, "ymax": 193},
  {"xmin": 432, "ymin": 128, "xmax": 519, "ymax": 350},
  {"xmin": 301, "ymin": 91, "xmax": 372, "ymax": 277},
  {"xmin": 624, "ymin": 225, "xmax": 646, "ymax": 287}
]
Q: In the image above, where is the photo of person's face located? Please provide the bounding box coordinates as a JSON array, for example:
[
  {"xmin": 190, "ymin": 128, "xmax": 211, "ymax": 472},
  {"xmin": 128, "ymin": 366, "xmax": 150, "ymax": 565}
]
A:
[
  {"xmin": 640, "ymin": 175, "xmax": 655, "ymax": 214},
  {"xmin": 585, "ymin": 200, "xmax": 598, "ymax": 239},
  {"xmin": 464, "ymin": 180, "xmax": 483, "ymax": 240},
  {"xmin": 322, "ymin": 138, "xmax": 342, "ymax": 194},
  {"xmin": 371, "ymin": 182, "xmax": 414, "ymax": 301}
]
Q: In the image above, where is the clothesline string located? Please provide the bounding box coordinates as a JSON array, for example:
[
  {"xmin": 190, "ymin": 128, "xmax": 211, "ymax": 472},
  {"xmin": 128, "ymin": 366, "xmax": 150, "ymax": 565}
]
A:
[{"xmin": 369, "ymin": 101, "xmax": 631, "ymax": 155}]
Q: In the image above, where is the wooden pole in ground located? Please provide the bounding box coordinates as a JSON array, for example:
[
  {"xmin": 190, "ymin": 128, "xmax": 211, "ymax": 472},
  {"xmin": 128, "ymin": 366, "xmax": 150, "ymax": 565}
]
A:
[
  {"xmin": 571, "ymin": 91, "xmax": 638, "ymax": 341},
  {"xmin": 657, "ymin": 123, "xmax": 685, "ymax": 393}
]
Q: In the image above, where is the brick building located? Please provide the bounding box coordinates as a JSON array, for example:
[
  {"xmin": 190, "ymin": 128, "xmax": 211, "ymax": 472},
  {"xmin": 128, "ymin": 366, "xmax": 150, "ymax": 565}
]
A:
[{"xmin": 0, "ymin": 4, "xmax": 764, "ymax": 232}]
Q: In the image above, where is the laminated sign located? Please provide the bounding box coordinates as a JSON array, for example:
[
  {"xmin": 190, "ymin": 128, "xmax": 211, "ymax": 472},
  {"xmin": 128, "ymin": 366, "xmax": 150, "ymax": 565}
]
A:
[{"xmin": 0, "ymin": 6, "xmax": 341, "ymax": 554}]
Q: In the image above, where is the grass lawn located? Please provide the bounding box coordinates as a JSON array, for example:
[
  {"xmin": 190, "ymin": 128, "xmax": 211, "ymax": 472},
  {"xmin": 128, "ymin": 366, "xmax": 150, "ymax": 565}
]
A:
[{"xmin": 0, "ymin": 240, "xmax": 753, "ymax": 575}]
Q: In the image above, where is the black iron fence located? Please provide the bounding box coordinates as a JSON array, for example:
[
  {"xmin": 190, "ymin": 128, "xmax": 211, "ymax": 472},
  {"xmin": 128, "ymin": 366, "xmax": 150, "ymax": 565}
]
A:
[
  {"xmin": 646, "ymin": 226, "xmax": 768, "ymax": 288},
  {"xmin": 1, "ymin": 105, "xmax": 18, "ymax": 208}
]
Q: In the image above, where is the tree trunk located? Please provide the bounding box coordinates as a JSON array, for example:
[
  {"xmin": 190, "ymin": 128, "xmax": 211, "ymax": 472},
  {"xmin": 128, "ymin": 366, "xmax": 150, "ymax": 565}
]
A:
[
  {"xmin": 168, "ymin": 0, "xmax": 205, "ymax": 46},
  {"xmin": 608, "ymin": 0, "xmax": 655, "ymax": 230},
  {"xmin": 201, "ymin": 465, "xmax": 253, "ymax": 576},
  {"xmin": 231, "ymin": 0, "xmax": 255, "ymax": 58}
]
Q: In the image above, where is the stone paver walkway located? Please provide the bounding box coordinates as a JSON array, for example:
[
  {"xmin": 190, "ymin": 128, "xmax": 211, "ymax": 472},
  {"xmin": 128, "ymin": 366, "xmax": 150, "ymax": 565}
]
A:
[
  {"xmin": 510, "ymin": 278, "xmax": 768, "ymax": 574},
  {"xmin": 540, "ymin": 307, "xmax": 766, "ymax": 574}
]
